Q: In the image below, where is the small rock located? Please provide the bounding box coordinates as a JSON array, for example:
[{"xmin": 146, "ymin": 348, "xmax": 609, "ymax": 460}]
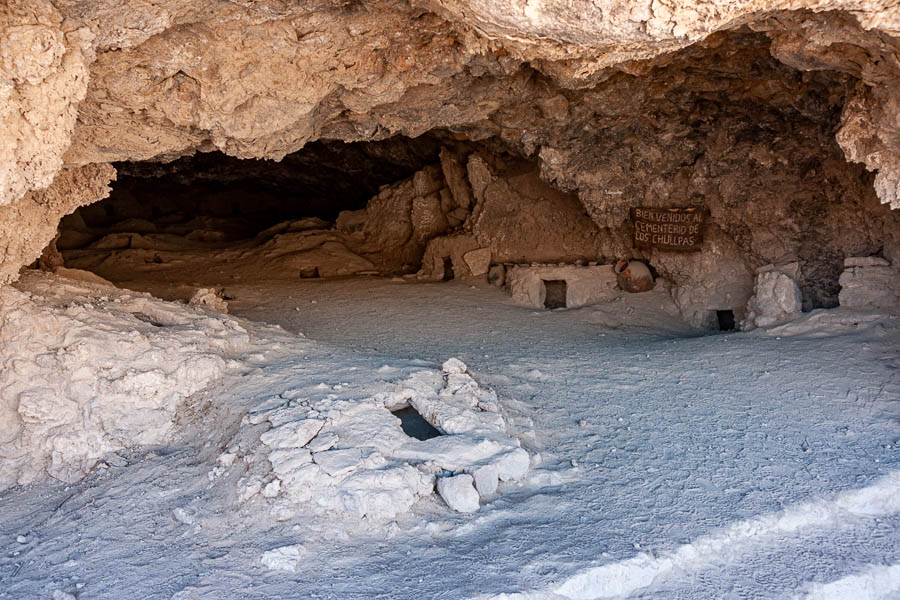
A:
[
  {"xmin": 437, "ymin": 474, "xmax": 480, "ymax": 513},
  {"xmin": 844, "ymin": 256, "xmax": 890, "ymax": 267},
  {"xmin": 488, "ymin": 264, "xmax": 506, "ymax": 287},
  {"xmin": 496, "ymin": 448, "xmax": 530, "ymax": 481},
  {"xmin": 442, "ymin": 357, "xmax": 468, "ymax": 374},
  {"xmin": 463, "ymin": 248, "xmax": 492, "ymax": 277},
  {"xmin": 472, "ymin": 464, "xmax": 499, "ymax": 496},
  {"xmin": 262, "ymin": 479, "xmax": 282, "ymax": 498},
  {"xmin": 189, "ymin": 287, "xmax": 228, "ymax": 313},
  {"xmin": 172, "ymin": 508, "xmax": 195, "ymax": 525},
  {"xmin": 260, "ymin": 544, "xmax": 307, "ymax": 573}
]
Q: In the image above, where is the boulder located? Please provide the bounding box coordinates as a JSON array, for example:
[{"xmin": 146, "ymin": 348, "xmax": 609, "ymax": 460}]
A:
[
  {"xmin": 463, "ymin": 248, "xmax": 492, "ymax": 277},
  {"xmin": 437, "ymin": 474, "xmax": 480, "ymax": 513},
  {"xmin": 743, "ymin": 265, "xmax": 803, "ymax": 329},
  {"xmin": 838, "ymin": 261, "xmax": 900, "ymax": 310}
]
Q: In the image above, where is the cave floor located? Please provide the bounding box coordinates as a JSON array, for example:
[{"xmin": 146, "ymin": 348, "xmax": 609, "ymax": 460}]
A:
[{"xmin": 1, "ymin": 275, "xmax": 899, "ymax": 599}]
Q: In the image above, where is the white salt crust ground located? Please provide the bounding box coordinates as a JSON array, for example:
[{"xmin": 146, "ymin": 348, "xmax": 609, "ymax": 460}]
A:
[
  {"xmin": 0, "ymin": 272, "xmax": 530, "ymax": 525},
  {"xmin": 0, "ymin": 274, "xmax": 251, "ymax": 488},
  {"xmin": 0, "ymin": 274, "xmax": 898, "ymax": 599}
]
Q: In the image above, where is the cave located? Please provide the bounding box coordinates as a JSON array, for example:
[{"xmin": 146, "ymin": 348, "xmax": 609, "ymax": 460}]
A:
[
  {"xmin": 1, "ymin": 3, "xmax": 900, "ymax": 598},
  {"xmin": 34, "ymin": 27, "xmax": 898, "ymax": 325}
]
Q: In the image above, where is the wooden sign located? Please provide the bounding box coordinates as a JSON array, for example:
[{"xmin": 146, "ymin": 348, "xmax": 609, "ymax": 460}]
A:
[{"xmin": 631, "ymin": 207, "xmax": 706, "ymax": 252}]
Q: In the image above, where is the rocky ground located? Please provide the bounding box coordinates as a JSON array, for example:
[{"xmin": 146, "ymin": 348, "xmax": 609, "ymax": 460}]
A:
[{"xmin": 0, "ymin": 271, "xmax": 897, "ymax": 599}]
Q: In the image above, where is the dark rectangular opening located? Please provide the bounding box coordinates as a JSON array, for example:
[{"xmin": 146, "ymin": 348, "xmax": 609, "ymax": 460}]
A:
[
  {"xmin": 717, "ymin": 309, "xmax": 736, "ymax": 331},
  {"xmin": 392, "ymin": 406, "xmax": 442, "ymax": 441},
  {"xmin": 543, "ymin": 280, "xmax": 567, "ymax": 309},
  {"xmin": 442, "ymin": 257, "xmax": 455, "ymax": 281}
]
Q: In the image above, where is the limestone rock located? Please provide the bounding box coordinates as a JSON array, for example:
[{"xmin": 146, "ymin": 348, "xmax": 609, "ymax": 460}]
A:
[
  {"xmin": 467, "ymin": 155, "xmax": 494, "ymax": 208},
  {"xmin": 440, "ymin": 149, "xmax": 474, "ymax": 211},
  {"xmin": 189, "ymin": 288, "xmax": 228, "ymax": 313},
  {"xmin": 845, "ymin": 256, "xmax": 890, "ymax": 267},
  {"xmin": 496, "ymin": 448, "xmax": 530, "ymax": 482},
  {"xmin": 743, "ymin": 267, "xmax": 804, "ymax": 329},
  {"xmin": 463, "ymin": 248, "xmax": 492, "ymax": 277},
  {"xmin": 442, "ymin": 358, "xmax": 468, "ymax": 374},
  {"xmin": 339, "ymin": 163, "xmax": 455, "ymax": 272},
  {"xmin": 260, "ymin": 545, "xmax": 307, "ymax": 573},
  {"xmin": 472, "ymin": 464, "xmax": 499, "ymax": 496},
  {"xmin": 0, "ymin": 1, "xmax": 93, "ymax": 207},
  {"xmin": 412, "ymin": 193, "xmax": 450, "ymax": 242},
  {"xmin": 838, "ymin": 263, "xmax": 900, "ymax": 310},
  {"xmin": 0, "ymin": 164, "xmax": 114, "ymax": 285},
  {"xmin": 53, "ymin": 267, "xmax": 115, "ymax": 288},
  {"xmin": 437, "ymin": 474, "xmax": 480, "ymax": 513},
  {"xmin": 472, "ymin": 165, "xmax": 607, "ymax": 264},
  {"xmin": 413, "ymin": 165, "xmax": 445, "ymax": 197},
  {"xmin": 0, "ymin": 272, "xmax": 250, "ymax": 490}
]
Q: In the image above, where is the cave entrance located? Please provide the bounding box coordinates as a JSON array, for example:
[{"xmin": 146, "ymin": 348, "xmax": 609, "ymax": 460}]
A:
[
  {"xmin": 55, "ymin": 135, "xmax": 452, "ymax": 298},
  {"xmin": 63, "ymin": 136, "xmax": 444, "ymax": 246},
  {"xmin": 53, "ymin": 129, "xmax": 615, "ymax": 311}
]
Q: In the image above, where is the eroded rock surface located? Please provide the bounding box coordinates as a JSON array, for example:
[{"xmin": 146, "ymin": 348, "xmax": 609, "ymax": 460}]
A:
[
  {"xmin": 223, "ymin": 358, "xmax": 530, "ymax": 521},
  {"xmin": 0, "ymin": 272, "xmax": 250, "ymax": 489},
  {"xmin": 838, "ymin": 256, "xmax": 900, "ymax": 309},
  {"xmin": 0, "ymin": 0, "xmax": 898, "ymax": 288},
  {"xmin": 0, "ymin": 163, "xmax": 114, "ymax": 285}
]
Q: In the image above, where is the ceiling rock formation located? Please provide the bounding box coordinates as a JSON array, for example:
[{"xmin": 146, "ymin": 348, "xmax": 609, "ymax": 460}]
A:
[{"xmin": 0, "ymin": 0, "xmax": 899, "ymax": 285}]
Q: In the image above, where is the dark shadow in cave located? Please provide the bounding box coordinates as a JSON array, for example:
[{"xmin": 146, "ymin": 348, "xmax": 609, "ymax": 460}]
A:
[
  {"xmin": 392, "ymin": 407, "xmax": 442, "ymax": 441},
  {"xmin": 70, "ymin": 135, "xmax": 444, "ymax": 243}
]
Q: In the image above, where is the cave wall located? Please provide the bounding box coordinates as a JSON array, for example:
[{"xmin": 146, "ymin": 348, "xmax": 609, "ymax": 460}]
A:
[
  {"xmin": 1, "ymin": 0, "xmax": 899, "ymax": 288},
  {"xmin": 0, "ymin": 164, "xmax": 114, "ymax": 285},
  {"xmin": 537, "ymin": 31, "xmax": 897, "ymax": 314}
]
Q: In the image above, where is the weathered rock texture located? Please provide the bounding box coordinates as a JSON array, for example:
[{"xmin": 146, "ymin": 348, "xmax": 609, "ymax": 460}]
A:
[
  {"xmin": 0, "ymin": 0, "xmax": 899, "ymax": 298},
  {"xmin": 838, "ymin": 256, "xmax": 900, "ymax": 308},
  {"xmin": 0, "ymin": 163, "xmax": 113, "ymax": 284},
  {"xmin": 743, "ymin": 263, "xmax": 804, "ymax": 329},
  {"xmin": 0, "ymin": 1, "xmax": 93, "ymax": 207},
  {"xmin": 0, "ymin": 271, "xmax": 250, "ymax": 489}
]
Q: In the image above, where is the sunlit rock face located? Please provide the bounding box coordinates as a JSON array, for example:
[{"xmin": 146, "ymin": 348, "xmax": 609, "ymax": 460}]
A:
[{"xmin": 0, "ymin": 0, "xmax": 898, "ymax": 293}]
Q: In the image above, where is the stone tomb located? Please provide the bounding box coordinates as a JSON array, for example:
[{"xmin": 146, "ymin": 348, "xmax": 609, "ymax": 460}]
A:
[{"xmin": 506, "ymin": 265, "xmax": 621, "ymax": 309}]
